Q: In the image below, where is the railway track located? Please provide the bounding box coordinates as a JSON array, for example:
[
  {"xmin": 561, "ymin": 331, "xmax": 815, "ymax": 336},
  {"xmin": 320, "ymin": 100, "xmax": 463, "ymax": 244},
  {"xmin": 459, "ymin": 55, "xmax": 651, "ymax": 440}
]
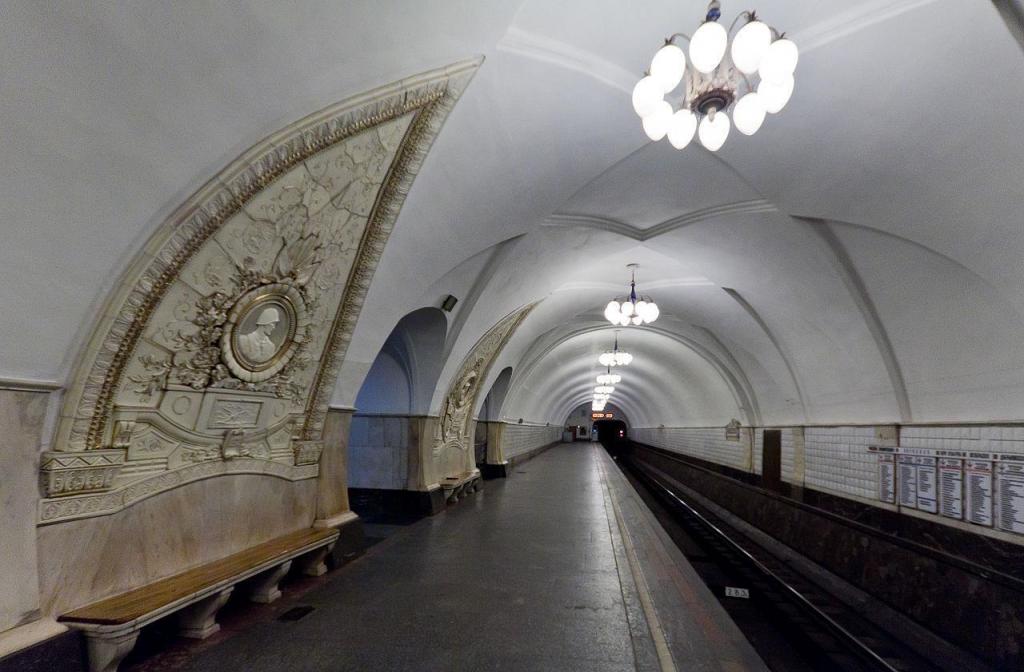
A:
[{"xmin": 620, "ymin": 453, "xmax": 950, "ymax": 672}]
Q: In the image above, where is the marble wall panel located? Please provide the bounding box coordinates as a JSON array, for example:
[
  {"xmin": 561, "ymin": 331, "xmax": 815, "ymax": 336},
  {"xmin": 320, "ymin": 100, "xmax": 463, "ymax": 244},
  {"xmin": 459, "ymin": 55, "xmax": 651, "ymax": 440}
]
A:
[
  {"xmin": 37, "ymin": 474, "xmax": 317, "ymax": 616},
  {"xmin": 0, "ymin": 389, "xmax": 48, "ymax": 633},
  {"xmin": 317, "ymin": 408, "xmax": 353, "ymax": 521},
  {"xmin": 348, "ymin": 415, "xmax": 412, "ymax": 490}
]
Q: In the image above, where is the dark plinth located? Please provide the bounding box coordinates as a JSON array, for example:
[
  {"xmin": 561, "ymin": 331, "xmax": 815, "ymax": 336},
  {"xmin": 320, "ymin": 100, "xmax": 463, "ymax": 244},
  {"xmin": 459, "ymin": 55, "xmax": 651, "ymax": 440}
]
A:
[
  {"xmin": 326, "ymin": 517, "xmax": 367, "ymax": 569},
  {"xmin": 348, "ymin": 487, "xmax": 445, "ymax": 522},
  {"xmin": 0, "ymin": 629, "xmax": 84, "ymax": 672}
]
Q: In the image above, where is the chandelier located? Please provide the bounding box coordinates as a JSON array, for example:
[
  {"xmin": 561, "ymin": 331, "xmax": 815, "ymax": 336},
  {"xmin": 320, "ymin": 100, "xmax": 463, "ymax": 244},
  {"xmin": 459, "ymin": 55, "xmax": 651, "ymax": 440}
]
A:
[
  {"xmin": 605, "ymin": 264, "xmax": 659, "ymax": 326},
  {"xmin": 598, "ymin": 333, "xmax": 633, "ymax": 367},
  {"xmin": 631, "ymin": 1, "xmax": 798, "ymax": 151},
  {"xmin": 597, "ymin": 367, "xmax": 621, "ymax": 386}
]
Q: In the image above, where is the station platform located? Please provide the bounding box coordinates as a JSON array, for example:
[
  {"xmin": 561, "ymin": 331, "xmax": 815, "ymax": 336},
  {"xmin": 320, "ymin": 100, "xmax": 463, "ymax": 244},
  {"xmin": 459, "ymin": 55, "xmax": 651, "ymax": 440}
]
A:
[{"xmin": 127, "ymin": 443, "xmax": 766, "ymax": 671}]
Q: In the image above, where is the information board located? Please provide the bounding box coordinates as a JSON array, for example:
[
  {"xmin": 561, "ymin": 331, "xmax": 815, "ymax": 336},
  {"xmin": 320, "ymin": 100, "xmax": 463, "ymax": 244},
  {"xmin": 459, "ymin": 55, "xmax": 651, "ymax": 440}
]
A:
[
  {"xmin": 997, "ymin": 462, "xmax": 1024, "ymax": 535},
  {"xmin": 878, "ymin": 453, "xmax": 896, "ymax": 504},
  {"xmin": 965, "ymin": 459, "xmax": 994, "ymax": 527},
  {"xmin": 898, "ymin": 455, "xmax": 918, "ymax": 509},
  {"xmin": 916, "ymin": 456, "xmax": 937, "ymax": 513},
  {"xmin": 938, "ymin": 458, "xmax": 963, "ymax": 520}
]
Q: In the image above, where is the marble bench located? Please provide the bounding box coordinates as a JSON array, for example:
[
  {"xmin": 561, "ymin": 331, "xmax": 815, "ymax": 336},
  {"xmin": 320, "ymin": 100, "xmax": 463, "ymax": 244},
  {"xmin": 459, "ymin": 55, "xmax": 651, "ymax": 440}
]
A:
[{"xmin": 58, "ymin": 527, "xmax": 339, "ymax": 672}]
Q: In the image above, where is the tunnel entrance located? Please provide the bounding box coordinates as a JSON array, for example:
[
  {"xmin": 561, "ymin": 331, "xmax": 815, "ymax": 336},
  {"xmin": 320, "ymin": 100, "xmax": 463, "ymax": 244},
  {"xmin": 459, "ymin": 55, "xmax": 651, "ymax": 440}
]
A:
[{"xmin": 593, "ymin": 419, "xmax": 628, "ymax": 456}]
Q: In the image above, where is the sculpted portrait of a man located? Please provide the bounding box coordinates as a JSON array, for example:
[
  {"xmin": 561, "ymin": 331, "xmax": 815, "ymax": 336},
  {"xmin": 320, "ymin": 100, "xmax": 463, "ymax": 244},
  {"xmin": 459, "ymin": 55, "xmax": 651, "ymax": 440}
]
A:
[{"xmin": 238, "ymin": 307, "xmax": 281, "ymax": 364}]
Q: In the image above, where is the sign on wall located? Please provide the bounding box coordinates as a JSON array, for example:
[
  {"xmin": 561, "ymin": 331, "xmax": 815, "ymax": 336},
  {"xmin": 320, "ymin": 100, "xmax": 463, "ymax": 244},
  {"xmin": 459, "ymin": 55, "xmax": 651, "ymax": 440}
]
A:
[
  {"xmin": 997, "ymin": 460, "xmax": 1024, "ymax": 534},
  {"xmin": 938, "ymin": 458, "xmax": 964, "ymax": 520},
  {"xmin": 966, "ymin": 457, "xmax": 994, "ymax": 527},
  {"xmin": 878, "ymin": 454, "xmax": 896, "ymax": 504},
  {"xmin": 868, "ymin": 445, "xmax": 1024, "ymax": 536},
  {"xmin": 898, "ymin": 454, "xmax": 918, "ymax": 509}
]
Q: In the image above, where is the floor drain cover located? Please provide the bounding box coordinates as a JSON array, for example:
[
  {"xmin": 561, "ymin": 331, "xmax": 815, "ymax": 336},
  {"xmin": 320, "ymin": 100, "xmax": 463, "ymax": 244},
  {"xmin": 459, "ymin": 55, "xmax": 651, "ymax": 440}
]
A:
[{"xmin": 277, "ymin": 606, "xmax": 315, "ymax": 622}]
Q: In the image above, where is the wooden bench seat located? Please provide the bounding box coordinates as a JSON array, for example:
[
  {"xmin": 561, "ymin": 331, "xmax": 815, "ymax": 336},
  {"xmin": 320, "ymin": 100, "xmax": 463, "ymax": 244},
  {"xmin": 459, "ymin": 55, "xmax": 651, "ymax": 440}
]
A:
[{"xmin": 59, "ymin": 527, "xmax": 339, "ymax": 672}]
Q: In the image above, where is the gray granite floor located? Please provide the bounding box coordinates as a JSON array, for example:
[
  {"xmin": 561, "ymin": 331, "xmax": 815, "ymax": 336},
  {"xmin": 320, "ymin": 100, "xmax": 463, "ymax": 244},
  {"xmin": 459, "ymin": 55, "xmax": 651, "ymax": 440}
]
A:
[
  {"xmin": 122, "ymin": 444, "xmax": 765, "ymax": 672},
  {"xmin": 176, "ymin": 444, "xmax": 639, "ymax": 671}
]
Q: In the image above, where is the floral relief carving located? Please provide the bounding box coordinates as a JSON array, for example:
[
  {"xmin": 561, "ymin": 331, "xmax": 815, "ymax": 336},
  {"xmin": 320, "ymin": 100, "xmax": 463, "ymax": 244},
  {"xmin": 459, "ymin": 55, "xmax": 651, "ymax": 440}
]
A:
[
  {"xmin": 44, "ymin": 59, "xmax": 482, "ymax": 524},
  {"xmin": 434, "ymin": 304, "xmax": 536, "ymax": 457}
]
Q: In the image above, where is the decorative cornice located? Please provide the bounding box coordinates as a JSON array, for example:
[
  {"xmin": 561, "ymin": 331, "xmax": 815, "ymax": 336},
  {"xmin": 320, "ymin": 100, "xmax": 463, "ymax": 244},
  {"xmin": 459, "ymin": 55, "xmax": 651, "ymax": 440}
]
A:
[
  {"xmin": 55, "ymin": 58, "xmax": 481, "ymax": 455},
  {"xmin": 38, "ymin": 459, "xmax": 319, "ymax": 525},
  {"xmin": 301, "ymin": 64, "xmax": 479, "ymax": 440},
  {"xmin": 0, "ymin": 377, "xmax": 61, "ymax": 393},
  {"xmin": 545, "ymin": 199, "xmax": 776, "ymax": 241}
]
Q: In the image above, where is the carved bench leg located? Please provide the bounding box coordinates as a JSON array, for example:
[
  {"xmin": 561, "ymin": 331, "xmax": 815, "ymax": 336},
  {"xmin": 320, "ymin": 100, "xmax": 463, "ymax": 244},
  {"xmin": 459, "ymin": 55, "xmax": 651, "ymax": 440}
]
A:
[
  {"xmin": 294, "ymin": 543, "xmax": 335, "ymax": 577},
  {"xmin": 177, "ymin": 587, "xmax": 233, "ymax": 639},
  {"xmin": 84, "ymin": 630, "xmax": 139, "ymax": 672},
  {"xmin": 248, "ymin": 560, "xmax": 291, "ymax": 603}
]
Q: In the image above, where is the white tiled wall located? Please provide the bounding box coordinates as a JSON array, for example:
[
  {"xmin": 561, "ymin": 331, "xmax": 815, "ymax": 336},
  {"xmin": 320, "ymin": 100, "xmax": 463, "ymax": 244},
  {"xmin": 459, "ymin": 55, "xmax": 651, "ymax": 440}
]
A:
[
  {"xmin": 348, "ymin": 415, "xmax": 410, "ymax": 489},
  {"xmin": 629, "ymin": 427, "xmax": 749, "ymax": 470},
  {"xmin": 803, "ymin": 426, "xmax": 877, "ymax": 499},
  {"xmin": 900, "ymin": 425, "xmax": 1024, "ymax": 454},
  {"xmin": 502, "ymin": 423, "xmax": 562, "ymax": 459}
]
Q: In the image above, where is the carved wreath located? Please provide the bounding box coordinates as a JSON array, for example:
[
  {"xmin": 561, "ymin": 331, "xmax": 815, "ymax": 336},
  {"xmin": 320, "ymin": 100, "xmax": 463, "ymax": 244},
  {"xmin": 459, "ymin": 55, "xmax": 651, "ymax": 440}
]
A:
[{"xmin": 131, "ymin": 234, "xmax": 321, "ymax": 400}]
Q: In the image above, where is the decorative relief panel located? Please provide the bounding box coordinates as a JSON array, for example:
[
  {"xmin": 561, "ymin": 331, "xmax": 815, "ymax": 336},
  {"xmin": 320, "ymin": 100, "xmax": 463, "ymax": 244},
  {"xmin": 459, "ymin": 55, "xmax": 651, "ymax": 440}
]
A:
[
  {"xmin": 40, "ymin": 59, "xmax": 482, "ymax": 523},
  {"xmin": 434, "ymin": 304, "xmax": 536, "ymax": 460}
]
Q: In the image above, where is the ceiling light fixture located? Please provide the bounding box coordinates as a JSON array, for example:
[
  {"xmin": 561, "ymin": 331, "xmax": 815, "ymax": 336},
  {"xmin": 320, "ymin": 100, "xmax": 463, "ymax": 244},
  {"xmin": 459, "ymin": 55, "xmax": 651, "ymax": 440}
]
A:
[
  {"xmin": 597, "ymin": 366, "xmax": 621, "ymax": 386},
  {"xmin": 598, "ymin": 332, "xmax": 633, "ymax": 367},
  {"xmin": 631, "ymin": 1, "xmax": 797, "ymax": 151},
  {"xmin": 604, "ymin": 264, "xmax": 659, "ymax": 326}
]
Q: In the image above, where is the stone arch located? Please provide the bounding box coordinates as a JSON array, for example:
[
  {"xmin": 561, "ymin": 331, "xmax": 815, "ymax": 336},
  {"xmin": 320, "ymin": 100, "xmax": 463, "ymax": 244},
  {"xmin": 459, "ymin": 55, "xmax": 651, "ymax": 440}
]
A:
[
  {"xmin": 477, "ymin": 366, "xmax": 513, "ymax": 422},
  {"xmin": 349, "ymin": 307, "xmax": 448, "ymax": 489},
  {"xmin": 34, "ymin": 60, "xmax": 481, "ymax": 617}
]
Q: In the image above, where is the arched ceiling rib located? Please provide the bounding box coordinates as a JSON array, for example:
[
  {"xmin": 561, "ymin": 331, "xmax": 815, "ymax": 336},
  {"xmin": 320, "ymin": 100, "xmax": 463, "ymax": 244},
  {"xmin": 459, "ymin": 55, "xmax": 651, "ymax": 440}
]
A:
[{"xmin": 5, "ymin": 2, "xmax": 1024, "ymax": 431}]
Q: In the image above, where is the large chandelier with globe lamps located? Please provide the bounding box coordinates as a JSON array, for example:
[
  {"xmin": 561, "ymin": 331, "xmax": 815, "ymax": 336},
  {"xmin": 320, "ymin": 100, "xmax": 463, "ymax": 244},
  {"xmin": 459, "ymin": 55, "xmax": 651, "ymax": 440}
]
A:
[
  {"xmin": 605, "ymin": 264, "xmax": 659, "ymax": 327},
  {"xmin": 631, "ymin": 1, "xmax": 798, "ymax": 151},
  {"xmin": 598, "ymin": 332, "xmax": 633, "ymax": 367}
]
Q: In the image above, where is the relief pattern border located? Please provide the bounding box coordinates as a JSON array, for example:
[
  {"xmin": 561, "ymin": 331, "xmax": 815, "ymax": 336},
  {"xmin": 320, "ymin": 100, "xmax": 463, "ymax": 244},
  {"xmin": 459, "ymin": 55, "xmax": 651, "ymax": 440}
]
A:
[
  {"xmin": 57, "ymin": 58, "xmax": 482, "ymax": 454},
  {"xmin": 38, "ymin": 459, "xmax": 319, "ymax": 525},
  {"xmin": 302, "ymin": 74, "xmax": 469, "ymax": 441}
]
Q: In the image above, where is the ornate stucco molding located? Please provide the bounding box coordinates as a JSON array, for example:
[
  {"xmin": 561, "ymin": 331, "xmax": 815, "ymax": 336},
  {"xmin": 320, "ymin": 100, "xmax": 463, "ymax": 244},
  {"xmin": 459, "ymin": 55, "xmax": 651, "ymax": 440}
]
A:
[
  {"xmin": 42, "ymin": 58, "xmax": 482, "ymax": 523},
  {"xmin": 434, "ymin": 304, "xmax": 537, "ymax": 460},
  {"xmin": 38, "ymin": 459, "xmax": 319, "ymax": 525}
]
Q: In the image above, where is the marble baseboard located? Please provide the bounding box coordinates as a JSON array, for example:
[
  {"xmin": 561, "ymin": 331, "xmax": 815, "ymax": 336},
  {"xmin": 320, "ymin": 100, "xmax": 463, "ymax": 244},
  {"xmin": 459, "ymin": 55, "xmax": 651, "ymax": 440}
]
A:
[
  {"xmin": 478, "ymin": 462, "xmax": 510, "ymax": 479},
  {"xmin": 480, "ymin": 440, "xmax": 560, "ymax": 479},
  {"xmin": 326, "ymin": 516, "xmax": 366, "ymax": 569},
  {"xmin": 348, "ymin": 486, "xmax": 445, "ymax": 521},
  {"xmin": 0, "ymin": 624, "xmax": 83, "ymax": 672},
  {"xmin": 507, "ymin": 440, "xmax": 560, "ymax": 468}
]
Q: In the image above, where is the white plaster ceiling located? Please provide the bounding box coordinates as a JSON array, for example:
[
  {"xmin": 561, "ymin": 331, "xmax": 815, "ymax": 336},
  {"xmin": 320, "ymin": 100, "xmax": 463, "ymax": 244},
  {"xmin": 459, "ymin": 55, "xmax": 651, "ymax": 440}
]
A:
[{"xmin": 4, "ymin": 1, "xmax": 1024, "ymax": 429}]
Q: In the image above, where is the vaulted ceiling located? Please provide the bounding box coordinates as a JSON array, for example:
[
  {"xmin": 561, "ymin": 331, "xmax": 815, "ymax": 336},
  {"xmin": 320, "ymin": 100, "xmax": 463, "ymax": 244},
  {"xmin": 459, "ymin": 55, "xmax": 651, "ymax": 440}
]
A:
[{"xmin": 4, "ymin": 1, "xmax": 1024, "ymax": 431}]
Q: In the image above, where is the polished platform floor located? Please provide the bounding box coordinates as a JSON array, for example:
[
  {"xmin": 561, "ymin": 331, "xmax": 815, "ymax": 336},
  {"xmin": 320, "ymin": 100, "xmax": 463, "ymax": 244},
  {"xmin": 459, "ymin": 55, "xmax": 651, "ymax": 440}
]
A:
[{"xmin": 127, "ymin": 444, "xmax": 766, "ymax": 671}]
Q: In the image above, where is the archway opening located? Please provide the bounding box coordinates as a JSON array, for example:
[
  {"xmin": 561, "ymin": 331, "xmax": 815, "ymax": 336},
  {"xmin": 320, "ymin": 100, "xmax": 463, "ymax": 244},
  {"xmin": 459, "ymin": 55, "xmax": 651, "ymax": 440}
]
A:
[
  {"xmin": 474, "ymin": 367, "xmax": 513, "ymax": 466},
  {"xmin": 562, "ymin": 402, "xmax": 629, "ymax": 442},
  {"xmin": 348, "ymin": 307, "xmax": 447, "ymax": 516}
]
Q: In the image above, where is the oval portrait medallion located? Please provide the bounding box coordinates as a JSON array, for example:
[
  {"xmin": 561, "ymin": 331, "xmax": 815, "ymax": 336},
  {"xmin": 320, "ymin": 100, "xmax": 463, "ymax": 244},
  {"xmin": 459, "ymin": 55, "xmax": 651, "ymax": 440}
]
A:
[{"xmin": 221, "ymin": 283, "xmax": 309, "ymax": 383}]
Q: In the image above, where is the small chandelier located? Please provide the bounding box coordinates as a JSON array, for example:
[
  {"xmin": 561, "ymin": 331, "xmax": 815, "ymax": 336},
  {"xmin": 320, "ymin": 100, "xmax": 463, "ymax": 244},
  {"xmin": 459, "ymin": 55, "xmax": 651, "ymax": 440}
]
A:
[
  {"xmin": 597, "ymin": 367, "xmax": 621, "ymax": 386},
  {"xmin": 605, "ymin": 263, "xmax": 659, "ymax": 326},
  {"xmin": 598, "ymin": 332, "xmax": 633, "ymax": 367},
  {"xmin": 631, "ymin": 1, "xmax": 798, "ymax": 151},
  {"xmin": 594, "ymin": 385, "xmax": 616, "ymax": 395}
]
